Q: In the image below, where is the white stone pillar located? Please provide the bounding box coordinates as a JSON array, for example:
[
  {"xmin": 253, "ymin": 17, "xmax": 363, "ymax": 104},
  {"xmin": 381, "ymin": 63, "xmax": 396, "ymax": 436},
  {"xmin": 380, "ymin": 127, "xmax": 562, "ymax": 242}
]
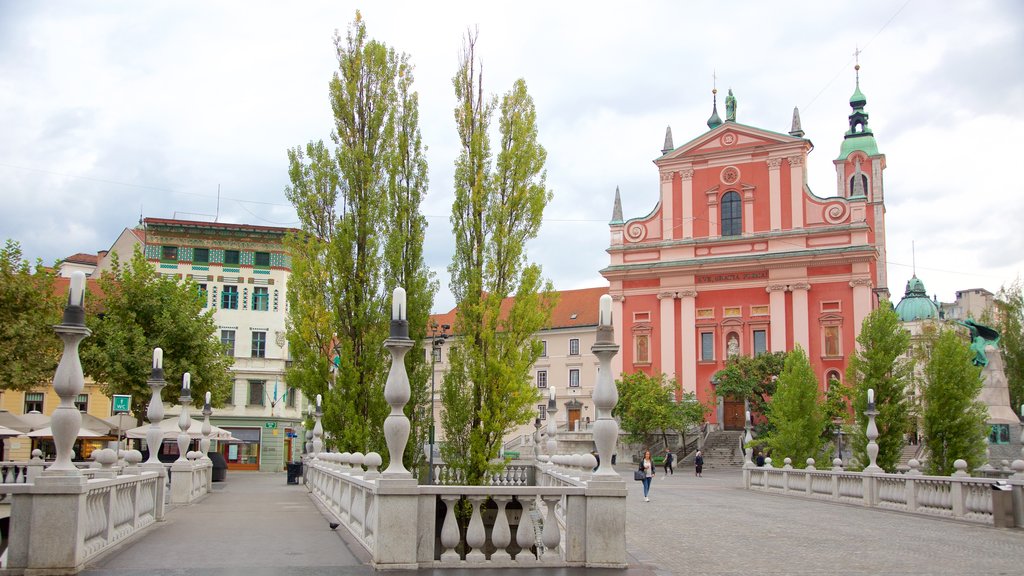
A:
[
  {"xmin": 658, "ymin": 292, "xmax": 676, "ymax": 385},
  {"xmin": 767, "ymin": 284, "xmax": 787, "ymax": 352},
  {"xmin": 791, "ymin": 283, "xmax": 811, "ymax": 351},
  {"xmin": 850, "ymin": 278, "xmax": 873, "ymax": 343},
  {"xmin": 681, "ymin": 169, "xmax": 694, "ymax": 238},
  {"xmin": 592, "ymin": 294, "xmax": 621, "ymax": 477},
  {"xmin": 611, "ymin": 294, "xmax": 624, "ymax": 378},
  {"xmin": 660, "ymin": 171, "xmax": 674, "ymax": 240},
  {"xmin": 679, "ymin": 289, "xmax": 697, "ymax": 394},
  {"xmin": 789, "ymin": 156, "xmax": 805, "ymax": 228},
  {"xmin": 767, "ymin": 157, "xmax": 782, "ymax": 231}
]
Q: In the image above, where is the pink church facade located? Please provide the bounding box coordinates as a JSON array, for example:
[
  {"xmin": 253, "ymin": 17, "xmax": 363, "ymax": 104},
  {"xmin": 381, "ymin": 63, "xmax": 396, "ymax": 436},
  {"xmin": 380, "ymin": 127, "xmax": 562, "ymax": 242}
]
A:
[{"xmin": 601, "ymin": 80, "xmax": 888, "ymax": 430}]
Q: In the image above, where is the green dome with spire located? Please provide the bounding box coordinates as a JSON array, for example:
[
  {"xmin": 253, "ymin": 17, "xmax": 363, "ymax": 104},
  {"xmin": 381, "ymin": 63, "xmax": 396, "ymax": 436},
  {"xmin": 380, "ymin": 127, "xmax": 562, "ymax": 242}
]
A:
[{"xmin": 895, "ymin": 275, "xmax": 939, "ymax": 322}]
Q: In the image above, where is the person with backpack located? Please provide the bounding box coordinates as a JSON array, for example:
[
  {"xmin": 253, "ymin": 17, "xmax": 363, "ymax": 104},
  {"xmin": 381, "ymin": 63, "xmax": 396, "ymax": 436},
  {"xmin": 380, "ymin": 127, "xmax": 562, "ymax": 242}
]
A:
[
  {"xmin": 694, "ymin": 450, "xmax": 704, "ymax": 477},
  {"xmin": 663, "ymin": 448, "xmax": 674, "ymax": 475}
]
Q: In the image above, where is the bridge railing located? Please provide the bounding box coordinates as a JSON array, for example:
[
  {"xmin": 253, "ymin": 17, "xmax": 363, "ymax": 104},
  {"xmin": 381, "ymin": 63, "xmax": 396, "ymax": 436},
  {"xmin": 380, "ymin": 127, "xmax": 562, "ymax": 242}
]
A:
[
  {"xmin": 744, "ymin": 457, "xmax": 1024, "ymax": 527},
  {"xmin": 305, "ymin": 451, "xmax": 625, "ymax": 569}
]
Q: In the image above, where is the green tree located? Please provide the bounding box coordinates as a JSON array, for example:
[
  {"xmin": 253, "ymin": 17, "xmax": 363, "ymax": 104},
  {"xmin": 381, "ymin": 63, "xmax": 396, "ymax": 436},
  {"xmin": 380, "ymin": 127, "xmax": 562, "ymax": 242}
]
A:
[
  {"xmin": 712, "ymin": 351, "xmax": 786, "ymax": 436},
  {"xmin": 845, "ymin": 303, "xmax": 913, "ymax": 471},
  {"xmin": 764, "ymin": 346, "xmax": 826, "ymax": 468},
  {"xmin": 613, "ymin": 371, "xmax": 707, "ymax": 448},
  {"xmin": 440, "ymin": 30, "xmax": 555, "ymax": 485},
  {"xmin": 821, "ymin": 373, "xmax": 851, "ymax": 460},
  {"xmin": 922, "ymin": 328, "xmax": 988, "ymax": 475},
  {"xmin": 0, "ymin": 240, "xmax": 62, "ymax": 391},
  {"xmin": 995, "ymin": 280, "xmax": 1023, "ymax": 413},
  {"xmin": 81, "ymin": 247, "xmax": 232, "ymax": 422},
  {"xmin": 284, "ymin": 12, "xmax": 435, "ymax": 462}
]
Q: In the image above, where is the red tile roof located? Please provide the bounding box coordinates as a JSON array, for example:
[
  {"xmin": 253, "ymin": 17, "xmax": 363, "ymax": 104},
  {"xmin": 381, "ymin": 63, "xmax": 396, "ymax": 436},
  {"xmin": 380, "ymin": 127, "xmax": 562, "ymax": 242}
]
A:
[
  {"xmin": 62, "ymin": 253, "xmax": 99, "ymax": 265},
  {"xmin": 428, "ymin": 286, "xmax": 608, "ymax": 336}
]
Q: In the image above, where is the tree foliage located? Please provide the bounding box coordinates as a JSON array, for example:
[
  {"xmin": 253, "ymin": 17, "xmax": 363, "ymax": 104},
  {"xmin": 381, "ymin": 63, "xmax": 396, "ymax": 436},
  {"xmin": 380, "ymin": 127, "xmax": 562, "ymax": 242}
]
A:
[
  {"xmin": 845, "ymin": 303, "xmax": 913, "ymax": 471},
  {"xmin": 81, "ymin": 247, "xmax": 232, "ymax": 422},
  {"xmin": 440, "ymin": 30, "xmax": 555, "ymax": 485},
  {"xmin": 996, "ymin": 280, "xmax": 1023, "ymax": 413},
  {"xmin": 712, "ymin": 351, "xmax": 786, "ymax": 436},
  {"xmin": 922, "ymin": 327, "xmax": 988, "ymax": 475},
  {"xmin": 284, "ymin": 12, "xmax": 435, "ymax": 464},
  {"xmin": 764, "ymin": 346, "xmax": 826, "ymax": 467},
  {"xmin": 0, "ymin": 240, "xmax": 62, "ymax": 391},
  {"xmin": 613, "ymin": 371, "xmax": 708, "ymax": 448}
]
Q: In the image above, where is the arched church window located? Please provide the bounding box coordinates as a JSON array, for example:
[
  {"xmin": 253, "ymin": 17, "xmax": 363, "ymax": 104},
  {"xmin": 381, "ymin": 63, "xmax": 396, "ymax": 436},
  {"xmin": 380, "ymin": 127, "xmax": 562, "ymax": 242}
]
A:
[
  {"xmin": 721, "ymin": 191, "xmax": 741, "ymax": 236},
  {"xmin": 849, "ymin": 174, "xmax": 868, "ymax": 197}
]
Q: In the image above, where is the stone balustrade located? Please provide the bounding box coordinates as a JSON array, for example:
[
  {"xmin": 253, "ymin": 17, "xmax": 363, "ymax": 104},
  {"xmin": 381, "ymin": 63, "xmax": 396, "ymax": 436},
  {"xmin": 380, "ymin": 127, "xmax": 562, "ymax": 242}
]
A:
[
  {"xmin": 1, "ymin": 468, "xmax": 164, "ymax": 571},
  {"xmin": 304, "ymin": 452, "xmax": 622, "ymax": 569},
  {"xmin": 744, "ymin": 457, "xmax": 1024, "ymax": 527}
]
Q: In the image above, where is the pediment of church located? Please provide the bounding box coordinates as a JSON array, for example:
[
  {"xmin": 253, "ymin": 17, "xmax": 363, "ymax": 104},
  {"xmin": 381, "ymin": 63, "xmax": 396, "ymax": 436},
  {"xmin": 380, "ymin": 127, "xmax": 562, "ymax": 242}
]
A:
[{"xmin": 661, "ymin": 122, "xmax": 805, "ymax": 160}]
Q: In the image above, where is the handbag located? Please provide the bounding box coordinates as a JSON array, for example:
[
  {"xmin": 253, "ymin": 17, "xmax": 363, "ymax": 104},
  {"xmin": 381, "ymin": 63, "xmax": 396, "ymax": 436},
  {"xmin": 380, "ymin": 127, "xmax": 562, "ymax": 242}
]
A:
[{"xmin": 633, "ymin": 470, "xmax": 645, "ymax": 481}]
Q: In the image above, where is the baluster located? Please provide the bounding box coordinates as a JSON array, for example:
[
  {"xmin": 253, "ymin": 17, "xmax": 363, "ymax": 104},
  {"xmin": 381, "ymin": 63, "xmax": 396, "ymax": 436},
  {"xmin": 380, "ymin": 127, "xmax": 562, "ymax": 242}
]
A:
[
  {"xmin": 439, "ymin": 496, "xmax": 461, "ymax": 562},
  {"xmin": 540, "ymin": 496, "xmax": 561, "ymax": 560},
  {"xmin": 465, "ymin": 496, "xmax": 487, "ymax": 561},
  {"xmin": 514, "ymin": 496, "xmax": 537, "ymax": 563},
  {"xmin": 491, "ymin": 496, "xmax": 512, "ymax": 561}
]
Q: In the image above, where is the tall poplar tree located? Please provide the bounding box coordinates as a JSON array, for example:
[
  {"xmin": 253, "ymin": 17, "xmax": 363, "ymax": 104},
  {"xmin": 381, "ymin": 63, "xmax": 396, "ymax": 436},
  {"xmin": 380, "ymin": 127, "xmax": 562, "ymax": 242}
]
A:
[
  {"xmin": 764, "ymin": 346, "xmax": 826, "ymax": 467},
  {"xmin": 440, "ymin": 31, "xmax": 555, "ymax": 485},
  {"xmin": 284, "ymin": 12, "xmax": 435, "ymax": 463},
  {"xmin": 922, "ymin": 328, "xmax": 988, "ymax": 475},
  {"xmin": 996, "ymin": 281, "xmax": 1023, "ymax": 412},
  {"xmin": 846, "ymin": 303, "xmax": 913, "ymax": 471}
]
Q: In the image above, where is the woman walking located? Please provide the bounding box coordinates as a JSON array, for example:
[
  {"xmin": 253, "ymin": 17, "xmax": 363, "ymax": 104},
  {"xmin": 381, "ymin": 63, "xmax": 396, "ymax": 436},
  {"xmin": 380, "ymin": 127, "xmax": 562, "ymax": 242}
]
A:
[
  {"xmin": 639, "ymin": 450, "xmax": 655, "ymax": 501},
  {"xmin": 694, "ymin": 450, "xmax": 704, "ymax": 477}
]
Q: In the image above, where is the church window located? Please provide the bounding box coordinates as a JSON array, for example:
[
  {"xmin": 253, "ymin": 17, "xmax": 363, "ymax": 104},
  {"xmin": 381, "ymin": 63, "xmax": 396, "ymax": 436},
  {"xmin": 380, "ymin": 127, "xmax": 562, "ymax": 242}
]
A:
[
  {"xmin": 823, "ymin": 326, "xmax": 841, "ymax": 357},
  {"xmin": 753, "ymin": 330, "xmax": 767, "ymax": 356},
  {"xmin": 721, "ymin": 191, "xmax": 741, "ymax": 236},
  {"xmin": 700, "ymin": 332, "xmax": 715, "ymax": 361}
]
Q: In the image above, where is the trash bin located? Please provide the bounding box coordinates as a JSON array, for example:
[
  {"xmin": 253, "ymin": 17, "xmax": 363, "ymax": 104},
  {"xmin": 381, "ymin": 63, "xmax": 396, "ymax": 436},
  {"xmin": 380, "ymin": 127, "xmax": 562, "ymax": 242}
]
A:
[
  {"xmin": 991, "ymin": 481, "xmax": 1013, "ymax": 528},
  {"xmin": 208, "ymin": 452, "xmax": 227, "ymax": 482},
  {"xmin": 287, "ymin": 461, "xmax": 303, "ymax": 485}
]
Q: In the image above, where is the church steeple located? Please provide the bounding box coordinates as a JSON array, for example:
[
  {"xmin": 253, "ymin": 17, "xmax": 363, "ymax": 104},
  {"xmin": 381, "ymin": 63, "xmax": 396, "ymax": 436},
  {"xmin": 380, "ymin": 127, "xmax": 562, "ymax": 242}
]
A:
[
  {"xmin": 837, "ymin": 57, "xmax": 880, "ymax": 160},
  {"xmin": 662, "ymin": 126, "xmax": 674, "ymax": 155},
  {"xmin": 611, "ymin": 186, "xmax": 624, "ymax": 225},
  {"xmin": 707, "ymin": 86, "xmax": 722, "ymax": 130}
]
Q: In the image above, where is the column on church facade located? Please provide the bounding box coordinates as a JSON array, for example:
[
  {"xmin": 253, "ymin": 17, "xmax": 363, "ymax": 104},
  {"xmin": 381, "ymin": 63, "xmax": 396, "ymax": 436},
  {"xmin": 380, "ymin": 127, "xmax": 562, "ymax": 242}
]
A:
[
  {"xmin": 791, "ymin": 282, "xmax": 811, "ymax": 351},
  {"xmin": 742, "ymin": 187, "xmax": 755, "ymax": 235},
  {"xmin": 767, "ymin": 157, "xmax": 782, "ymax": 230},
  {"xmin": 705, "ymin": 189, "xmax": 719, "ymax": 237},
  {"xmin": 788, "ymin": 156, "xmax": 805, "ymax": 228},
  {"xmin": 679, "ymin": 289, "xmax": 697, "ymax": 394},
  {"xmin": 767, "ymin": 284, "xmax": 787, "ymax": 352},
  {"xmin": 681, "ymin": 169, "xmax": 694, "ymax": 238},
  {"xmin": 658, "ymin": 292, "xmax": 677, "ymax": 386},
  {"xmin": 850, "ymin": 278, "xmax": 872, "ymax": 341},
  {"xmin": 660, "ymin": 171, "xmax": 674, "ymax": 241}
]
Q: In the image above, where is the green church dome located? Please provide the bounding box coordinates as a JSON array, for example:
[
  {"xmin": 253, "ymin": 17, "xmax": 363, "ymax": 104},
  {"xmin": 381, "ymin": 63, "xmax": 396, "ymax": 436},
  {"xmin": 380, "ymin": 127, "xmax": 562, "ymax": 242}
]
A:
[{"xmin": 895, "ymin": 275, "xmax": 939, "ymax": 322}]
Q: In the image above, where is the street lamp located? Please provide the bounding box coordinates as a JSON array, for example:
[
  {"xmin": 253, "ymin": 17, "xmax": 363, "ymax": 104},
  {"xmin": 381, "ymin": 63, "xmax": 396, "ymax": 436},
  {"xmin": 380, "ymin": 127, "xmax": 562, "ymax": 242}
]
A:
[
  {"xmin": 833, "ymin": 417, "xmax": 844, "ymax": 464},
  {"xmin": 427, "ymin": 322, "xmax": 449, "ymax": 484}
]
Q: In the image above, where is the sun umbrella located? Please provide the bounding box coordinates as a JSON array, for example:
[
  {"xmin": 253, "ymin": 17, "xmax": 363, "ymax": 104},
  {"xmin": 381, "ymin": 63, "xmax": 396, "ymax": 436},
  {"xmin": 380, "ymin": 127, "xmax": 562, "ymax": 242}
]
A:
[
  {"xmin": 104, "ymin": 413, "xmax": 140, "ymax": 434},
  {"xmin": 19, "ymin": 412, "xmax": 51, "ymax": 432},
  {"xmin": 26, "ymin": 426, "xmax": 107, "ymax": 438},
  {"xmin": 0, "ymin": 424, "xmax": 25, "ymax": 437},
  {"xmin": 124, "ymin": 418, "xmax": 236, "ymax": 440},
  {"xmin": 0, "ymin": 411, "xmax": 31, "ymax": 433}
]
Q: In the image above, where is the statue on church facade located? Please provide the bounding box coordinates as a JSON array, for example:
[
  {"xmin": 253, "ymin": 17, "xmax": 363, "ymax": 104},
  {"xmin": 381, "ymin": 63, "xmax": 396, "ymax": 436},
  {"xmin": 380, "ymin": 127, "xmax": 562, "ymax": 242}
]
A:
[{"xmin": 725, "ymin": 89, "xmax": 737, "ymax": 122}]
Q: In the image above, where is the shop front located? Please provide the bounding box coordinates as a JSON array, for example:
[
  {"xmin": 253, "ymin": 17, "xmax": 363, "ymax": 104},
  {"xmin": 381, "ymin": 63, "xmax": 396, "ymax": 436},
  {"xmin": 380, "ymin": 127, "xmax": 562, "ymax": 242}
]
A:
[{"xmin": 221, "ymin": 426, "xmax": 261, "ymax": 470}]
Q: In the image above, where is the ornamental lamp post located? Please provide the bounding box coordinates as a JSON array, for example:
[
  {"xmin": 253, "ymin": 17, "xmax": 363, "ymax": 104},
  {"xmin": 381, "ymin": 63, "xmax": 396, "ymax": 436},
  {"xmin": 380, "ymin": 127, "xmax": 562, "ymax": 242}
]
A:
[
  {"xmin": 47, "ymin": 271, "xmax": 91, "ymax": 475},
  {"xmin": 427, "ymin": 322, "xmax": 449, "ymax": 484}
]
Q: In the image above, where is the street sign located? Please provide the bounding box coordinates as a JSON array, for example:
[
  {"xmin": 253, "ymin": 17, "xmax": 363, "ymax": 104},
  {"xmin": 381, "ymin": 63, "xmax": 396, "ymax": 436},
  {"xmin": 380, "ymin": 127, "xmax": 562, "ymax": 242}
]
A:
[
  {"xmin": 113, "ymin": 395, "xmax": 131, "ymax": 413},
  {"xmin": 264, "ymin": 421, "xmax": 278, "ymax": 429}
]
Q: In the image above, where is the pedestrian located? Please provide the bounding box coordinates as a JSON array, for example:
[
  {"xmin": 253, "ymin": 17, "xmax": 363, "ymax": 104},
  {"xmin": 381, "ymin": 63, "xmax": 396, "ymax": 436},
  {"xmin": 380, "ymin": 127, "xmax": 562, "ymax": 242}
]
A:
[
  {"xmin": 755, "ymin": 451, "xmax": 765, "ymax": 467},
  {"xmin": 694, "ymin": 450, "xmax": 704, "ymax": 477},
  {"xmin": 639, "ymin": 449, "xmax": 655, "ymax": 502},
  {"xmin": 663, "ymin": 448, "xmax": 674, "ymax": 475}
]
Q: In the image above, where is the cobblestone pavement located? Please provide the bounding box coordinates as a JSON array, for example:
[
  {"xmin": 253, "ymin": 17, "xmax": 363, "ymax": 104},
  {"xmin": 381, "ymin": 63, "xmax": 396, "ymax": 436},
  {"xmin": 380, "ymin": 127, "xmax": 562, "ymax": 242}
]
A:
[
  {"xmin": 80, "ymin": 468, "xmax": 1023, "ymax": 575},
  {"xmin": 621, "ymin": 465, "xmax": 1024, "ymax": 575}
]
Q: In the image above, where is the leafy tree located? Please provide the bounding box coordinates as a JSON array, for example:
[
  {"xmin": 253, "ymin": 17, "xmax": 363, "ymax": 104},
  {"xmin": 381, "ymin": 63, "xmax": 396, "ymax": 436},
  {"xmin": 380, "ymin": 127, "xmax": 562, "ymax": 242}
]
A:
[
  {"xmin": 613, "ymin": 371, "xmax": 708, "ymax": 448},
  {"xmin": 845, "ymin": 303, "xmax": 913, "ymax": 471},
  {"xmin": 284, "ymin": 12, "xmax": 435, "ymax": 463},
  {"xmin": 81, "ymin": 247, "xmax": 232, "ymax": 423},
  {"xmin": 0, "ymin": 240, "xmax": 62, "ymax": 391},
  {"xmin": 995, "ymin": 280, "xmax": 1023, "ymax": 413},
  {"xmin": 712, "ymin": 351, "xmax": 786, "ymax": 436},
  {"xmin": 921, "ymin": 328, "xmax": 988, "ymax": 475},
  {"xmin": 440, "ymin": 30, "xmax": 555, "ymax": 485},
  {"xmin": 821, "ymin": 373, "xmax": 851, "ymax": 460},
  {"xmin": 764, "ymin": 346, "xmax": 826, "ymax": 467}
]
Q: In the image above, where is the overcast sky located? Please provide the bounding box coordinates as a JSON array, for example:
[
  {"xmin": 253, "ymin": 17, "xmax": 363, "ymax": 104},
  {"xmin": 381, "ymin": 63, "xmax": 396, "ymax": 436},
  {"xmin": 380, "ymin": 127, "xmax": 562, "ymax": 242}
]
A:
[{"xmin": 2, "ymin": 0, "xmax": 1022, "ymax": 312}]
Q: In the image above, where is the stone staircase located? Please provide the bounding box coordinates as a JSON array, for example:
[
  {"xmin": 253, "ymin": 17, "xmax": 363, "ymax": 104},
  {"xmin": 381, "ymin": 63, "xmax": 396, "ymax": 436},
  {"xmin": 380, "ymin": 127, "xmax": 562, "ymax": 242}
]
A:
[
  {"xmin": 682, "ymin": 430, "xmax": 744, "ymax": 468},
  {"xmin": 899, "ymin": 442, "xmax": 924, "ymax": 467}
]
